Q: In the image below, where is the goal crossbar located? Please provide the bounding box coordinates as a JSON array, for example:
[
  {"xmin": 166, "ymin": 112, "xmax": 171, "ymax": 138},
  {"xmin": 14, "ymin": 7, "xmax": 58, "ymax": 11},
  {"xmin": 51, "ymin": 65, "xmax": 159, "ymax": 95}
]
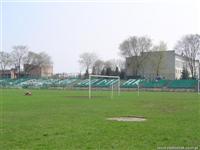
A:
[
  {"xmin": 89, "ymin": 75, "xmax": 120, "ymax": 79},
  {"xmin": 89, "ymin": 75, "xmax": 120, "ymax": 99}
]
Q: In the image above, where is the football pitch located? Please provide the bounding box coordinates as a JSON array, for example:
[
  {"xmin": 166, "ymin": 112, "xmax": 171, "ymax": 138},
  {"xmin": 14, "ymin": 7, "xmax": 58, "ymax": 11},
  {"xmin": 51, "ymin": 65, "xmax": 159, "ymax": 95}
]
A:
[{"xmin": 1, "ymin": 89, "xmax": 200, "ymax": 149}]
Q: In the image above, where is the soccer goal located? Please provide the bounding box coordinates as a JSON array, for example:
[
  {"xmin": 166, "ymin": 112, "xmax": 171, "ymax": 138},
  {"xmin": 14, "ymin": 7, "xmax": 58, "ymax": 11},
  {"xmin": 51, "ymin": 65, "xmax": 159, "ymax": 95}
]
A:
[{"xmin": 89, "ymin": 75, "xmax": 120, "ymax": 99}]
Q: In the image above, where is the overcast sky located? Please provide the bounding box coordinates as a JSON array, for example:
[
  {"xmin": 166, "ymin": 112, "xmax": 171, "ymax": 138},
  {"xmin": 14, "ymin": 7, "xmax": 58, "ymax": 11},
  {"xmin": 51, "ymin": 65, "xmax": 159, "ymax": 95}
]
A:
[{"xmin": 1, "ymin": 0, "xmax": 200, "ymax": 73}]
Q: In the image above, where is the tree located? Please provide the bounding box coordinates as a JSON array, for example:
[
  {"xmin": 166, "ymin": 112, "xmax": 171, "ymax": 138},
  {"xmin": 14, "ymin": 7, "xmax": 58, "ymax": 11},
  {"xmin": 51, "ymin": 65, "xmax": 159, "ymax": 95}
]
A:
[
  {"xmin": 106, "ymin": 59, "xmax": 117, "ymax": 71},
  {"xmin": 103, "ymin": 60, "xmax": 112, "ymax": 69},
  {"xmin": 181, "ymin": 67, "xmax": 189, "ymax": 79},
  {"xmin": 37, "ymin": 52, "xmax": 53, "ymax": 67},
  {"xmin": 103, "ymin": 60, "xmax": 114, "ymax": 76},
  {"xmin": 119, "ymin": 36, "xmax": 152, "ymax": 76},
  {"xmin": 24, "ymin": 51, "xmax": 38, "ymax": 65},
  {"xmin": 175, "ymin": 34, "xmax": 200, "ymax": 79},
  {"xmin": 105, "ymin": 67, "xmax": 112, "ymax": 76},
  {"xmin": 79, "ymin": 52, "xmax": 98, "ymax": 73},
  {"xmin": 114, "ymin": 66, "xmax": 119, "ymax": 76},
  {"xmin": 93, "ymin": 59, "xmax": 104, "ymax": 75},
  {"xmin": 119, "ymin": 69, "xmax": 126, "ymax": 79},
  {"xmin": 84, "ymin": 69, "xmax": 89, "ymax": 79},
  {"xmin": 11, "ymin": 45, "xmax": 28, "ymax": 77},
  {"xmin": 108, "ymin": 59, "xmax": 125, "ymax": 71},
  {"xmin": 23, "ymin": 51, "xmax": 53, "ymax": 76},
  {"xmin": 101, "ymin": 68, "xmax": 106, "ymax": 75},
  {"xmin": 150, "ymin": 41, "xmax": 167, "ymax": 76},
  {"xmin": 116, "ymin": 59, "xmax": 125, "ymax": 71},
  {"xmin": 92, "ymin": 66, "xmax": 96, "ymax": 75},
  {"xmin": 23, "ymin": 51, "xmax": 39, "ymax": 74},
  {"xmin": 0, "ymin": 51, "xmax": 11, "ymax": 73}
]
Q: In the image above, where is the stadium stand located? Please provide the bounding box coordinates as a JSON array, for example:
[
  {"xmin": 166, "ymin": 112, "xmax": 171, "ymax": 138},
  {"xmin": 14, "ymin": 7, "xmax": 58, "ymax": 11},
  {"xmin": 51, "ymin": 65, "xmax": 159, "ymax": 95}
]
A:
[
  {"xmin": 75, "ymin": 79, "xmax": 118, "ymax": 87},
  {"xmin": 142, "ymin": 80, "xmax": 169, "ymax": 88},
  {"xmin": 0, "ymin": 78, "xmax": 198, "ymax": 90},
  {"xmin": 121, "ymin": 79, "xmax": 143, "ymax": 88},
  {"xmin": 167, "ymin": 80, "xmax": 197, "ymax": 89},
  {"xmin": 93, "ymin": 79, "xmax": 118, "ymax": 87},
  {"xmin": 57, "ymin": 78, "xmax": 77, "ymax": 86},
  {"xmin": 75, "ymin": 79, "xmax": 99, "ymax": 87},
  {"xmin": 121, "ymin": 79, "xmax": 136, "ymax": 88}
]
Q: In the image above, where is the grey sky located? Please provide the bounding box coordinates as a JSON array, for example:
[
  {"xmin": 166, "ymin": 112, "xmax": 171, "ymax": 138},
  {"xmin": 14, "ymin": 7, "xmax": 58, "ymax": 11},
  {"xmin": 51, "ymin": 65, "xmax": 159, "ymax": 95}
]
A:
[{"xmin": 1, "ymin": 0, "xmax": 200, "ymax": 73}]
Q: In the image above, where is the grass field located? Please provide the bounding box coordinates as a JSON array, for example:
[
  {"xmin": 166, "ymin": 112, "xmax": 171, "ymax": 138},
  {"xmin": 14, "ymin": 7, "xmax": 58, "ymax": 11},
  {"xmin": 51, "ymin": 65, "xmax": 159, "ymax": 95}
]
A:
[{"xmin": 1, "ymin": 89, "xmax": 200, "ymax": 150}]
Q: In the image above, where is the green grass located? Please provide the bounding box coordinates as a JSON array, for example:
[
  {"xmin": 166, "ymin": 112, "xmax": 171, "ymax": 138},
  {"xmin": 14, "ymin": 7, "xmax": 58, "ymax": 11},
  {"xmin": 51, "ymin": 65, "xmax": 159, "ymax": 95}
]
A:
[{"xmin": 1, "ymin": 89, "xmax": 200, "ymax": 150}]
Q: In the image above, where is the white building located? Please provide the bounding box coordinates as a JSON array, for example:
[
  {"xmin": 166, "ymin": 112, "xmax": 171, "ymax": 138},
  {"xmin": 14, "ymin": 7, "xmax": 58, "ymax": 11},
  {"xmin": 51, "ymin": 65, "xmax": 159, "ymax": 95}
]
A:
[{"xmin": 126, "ymin": 50, "xmax": 199, "ymax": 80}]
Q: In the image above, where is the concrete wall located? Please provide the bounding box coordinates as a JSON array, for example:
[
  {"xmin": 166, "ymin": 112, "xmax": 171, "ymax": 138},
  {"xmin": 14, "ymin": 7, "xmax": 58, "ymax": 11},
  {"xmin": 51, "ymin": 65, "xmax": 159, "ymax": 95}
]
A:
[
  {"xmin": 24, "ymin": 64, "xmax": 53, "ymax": 78},
  {"xmin": 41, "ymin": 66, "xmax": 53, "ymax": 77},
  {"xmin": 126, "ymin": 51, "xmax": 176, "ymax": 80},
  {"xmin": 142, "ymin": 51, "xmax": 175, "ymax": 80}
]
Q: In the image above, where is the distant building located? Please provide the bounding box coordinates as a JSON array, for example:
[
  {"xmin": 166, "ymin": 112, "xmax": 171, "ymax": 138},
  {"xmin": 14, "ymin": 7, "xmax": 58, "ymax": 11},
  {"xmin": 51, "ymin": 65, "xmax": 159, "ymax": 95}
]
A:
[
  {"xmin": 24, "ymin": 64, "xmax": 53, "ymax": 78},
  {"xmin": 53, "ymin": 73, "xmax": 79, "ymax": 79},
  {"xmin": 0, "ymin": 69, "xmax": 17, "ymax": 79},
  {"xmin": 0, "ymin": 64, "xmax": 53, "ymax": 79},
  {"xmin": 126, "ymin": 50, "xmax": 200, "ymax": 80}
]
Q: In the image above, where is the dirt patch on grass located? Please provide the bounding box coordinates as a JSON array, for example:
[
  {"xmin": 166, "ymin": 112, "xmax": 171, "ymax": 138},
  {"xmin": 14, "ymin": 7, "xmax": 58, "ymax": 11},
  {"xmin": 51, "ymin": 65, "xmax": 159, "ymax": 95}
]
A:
[{"xmin": 107, "ymin": 116, "xmax": 146, "ymax": 122}]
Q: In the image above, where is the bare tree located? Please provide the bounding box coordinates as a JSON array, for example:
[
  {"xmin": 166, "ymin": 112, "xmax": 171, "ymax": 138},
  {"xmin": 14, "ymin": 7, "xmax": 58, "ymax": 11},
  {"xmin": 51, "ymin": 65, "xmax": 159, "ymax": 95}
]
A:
[
  {"xmin": 118, "ymin": 59, "xmax": 125, "ymax": 71},
  {"xmin": 119, "ymin": 36, "xmax": 152, "ymax": 76},
  {"xmin": 150, "ymin": 41, "xmax": 167, "ymax": 76},
  {"xmin": 23, "ymin": 51, "xmax": 39, "ymax": 75},
  {"xmin": 24, "ymin": 51, "xmax": 53, "ymax": 75},
  {"xmin": 175, "ymin": 34, "xmax": 200, "ymax": 78},
  {"xmin": 24, "ymin": 51, "xmax": 39, "ymax": 65},
  {"xmin": 92, "ymin": 58, "xmax": 125, "ymax": 75},
  {"xmin": 11, "ymin": 45, "xmax": 28, "ymax": 77},
  {"xmin": 37, "ymin": 52, "xmax": 53, "ymax": 67},
  {"xmin": 0, "ymin": 51, "xmax": 11, "ymax": 73},
  {"xmin": 104, "ymin": 60, "xmax": 113, "ymax": 69},
  {"xmin": 109, "ymin": 59, "xmax": 125, "ymax": 71},
  {"xmin": 79, "ymin": 52, "xmax": 98, "ymax": 73},
  {"xmin": 93, "ymin": 59, "xmax": 104, "ymax": 75}
]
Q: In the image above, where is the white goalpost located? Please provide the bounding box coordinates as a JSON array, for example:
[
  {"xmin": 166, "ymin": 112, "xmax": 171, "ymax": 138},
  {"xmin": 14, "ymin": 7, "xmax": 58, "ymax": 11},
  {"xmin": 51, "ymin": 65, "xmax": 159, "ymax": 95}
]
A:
[
  {"xmin": 198, "ymin": 80, "xmax": 200, "ymax": 95},
  {"xmin": 137, "ymin": 82, "xmax": 140, "ymax": 96},
  {"xmin": 89, "ymin": 75, "xmax": 120, "ymax": 99}
]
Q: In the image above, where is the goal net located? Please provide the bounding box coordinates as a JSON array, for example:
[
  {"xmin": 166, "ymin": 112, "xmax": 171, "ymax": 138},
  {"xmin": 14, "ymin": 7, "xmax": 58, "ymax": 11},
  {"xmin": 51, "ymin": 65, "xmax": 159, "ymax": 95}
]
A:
[{"xmin": 89, "ymin": 75, "xmax": 120, "ymax": 99}]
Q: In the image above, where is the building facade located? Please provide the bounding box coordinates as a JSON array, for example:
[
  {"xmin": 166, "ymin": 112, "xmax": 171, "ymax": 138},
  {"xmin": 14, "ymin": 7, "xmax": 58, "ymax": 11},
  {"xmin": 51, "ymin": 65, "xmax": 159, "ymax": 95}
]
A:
[
  {"xmin": 126, "ymin": 50, "xmax": 200, "ymax": 80},
  {"xmin": 0, "ymin": 69, "xmax": 17, "ymax": 79},
  {"xmin": 0, "ymin": 65, "xmax": 53, "ymax": 79},
  {"xmin": 24, "ymin": 64, "xmax": 53, "ymax": 78}
]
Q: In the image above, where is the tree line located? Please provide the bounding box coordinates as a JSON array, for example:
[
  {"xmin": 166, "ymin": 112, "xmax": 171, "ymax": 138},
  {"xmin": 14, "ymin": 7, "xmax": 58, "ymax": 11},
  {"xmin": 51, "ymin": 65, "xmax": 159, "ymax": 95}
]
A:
[
  {"xmin": 120, "ymin": 34, "xmax": 200, "ymax": 79},
  {"xmin": 79, "ymin": 52, "xmax": 125, "ymax": 79},
  {"xmin": 0, "ymin": 46, "xmax": 52, "ymax": 77},
  {"xmin": 1, "ymin": 34, "xmax": 199, "ymax": 79},
  {"xmin": 79, "ymin": 34, "xmax": 200, "ymax": 79}
]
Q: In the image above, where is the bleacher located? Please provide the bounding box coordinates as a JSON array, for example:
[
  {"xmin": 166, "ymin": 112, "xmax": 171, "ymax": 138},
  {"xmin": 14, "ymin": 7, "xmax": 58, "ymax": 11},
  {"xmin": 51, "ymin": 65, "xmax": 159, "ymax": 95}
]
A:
[
  {"xmin": 0, "ymin": 78, "xmax": 198, "ymax": 90},
  {"xmin": 76, "ymin": 79, "xmax": 94, "ymax": 87},
  {"xmin": 75, "ymin": 79, "xmax": 118, "ymax": 87},
  {"xmin": 167, "ymin": 80, "xmax": 197, "ymax": 89},
  {"xmin": 57, "ymin": 78, "xmax": 78, "ymax": 87},
  {"xmin": 142, "ymin": 80, "xmax": 169, "ymax": 88},
  {"xmin": 93, "ymin": 79, "xmax": 118, "ymax": 87},
  {"xmin": 0, "ymin": 78, "xmax": 79, "ymax": 88},
  {"xmin": 121, "ymin": 79, "xmax": 136, "ymax": 88},
  {"xmin": 0, "ymin": 78, "xmax": 31, "ymax": 88},
  {"xmin": 121, "ymin": 79, "xmax": 143, "ymax": 88}
]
